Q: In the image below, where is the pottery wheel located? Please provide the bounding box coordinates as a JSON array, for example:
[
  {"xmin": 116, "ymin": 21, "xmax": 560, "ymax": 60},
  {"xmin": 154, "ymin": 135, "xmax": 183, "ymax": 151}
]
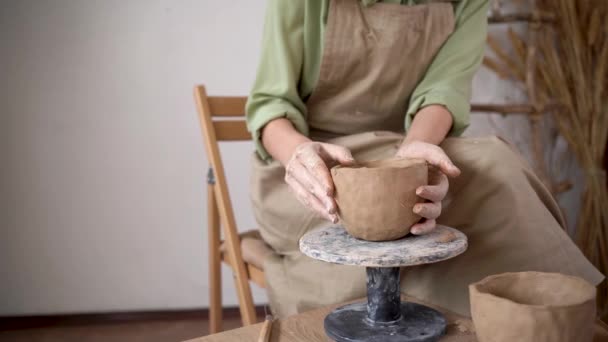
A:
[
  {"xmin": 299, "ymin": 225, "xmax": 467, "ymax": 267},
  {"xmin": 299, "ymin": 225, "xmax": 468, "ymax": 342}
]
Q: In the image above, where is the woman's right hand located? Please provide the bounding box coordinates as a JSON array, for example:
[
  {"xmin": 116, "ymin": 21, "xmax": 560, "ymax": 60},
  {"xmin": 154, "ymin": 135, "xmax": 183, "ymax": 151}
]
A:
[{"xmin": 284, "ymin": 141, "xmax": 355, "ymax": 223}]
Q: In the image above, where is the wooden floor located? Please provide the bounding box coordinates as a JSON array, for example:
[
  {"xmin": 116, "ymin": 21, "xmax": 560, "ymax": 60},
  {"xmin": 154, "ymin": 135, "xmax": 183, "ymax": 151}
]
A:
[{"xmin": 0, "ymin": 309, "xmax": 265, "ymax": 342}]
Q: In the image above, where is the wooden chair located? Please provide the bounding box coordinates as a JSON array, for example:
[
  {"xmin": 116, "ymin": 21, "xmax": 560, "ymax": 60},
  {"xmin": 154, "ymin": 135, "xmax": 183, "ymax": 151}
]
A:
[{"xmin": 193, "ymin": 85, "xmax": 274, "ymax": 333}]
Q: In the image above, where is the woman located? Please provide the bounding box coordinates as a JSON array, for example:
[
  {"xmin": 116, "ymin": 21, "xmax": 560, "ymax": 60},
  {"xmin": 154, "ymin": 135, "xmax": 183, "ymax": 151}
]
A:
[{"xmin": 245, "ymin": 0, "xmax": 603, "ymax": 318}]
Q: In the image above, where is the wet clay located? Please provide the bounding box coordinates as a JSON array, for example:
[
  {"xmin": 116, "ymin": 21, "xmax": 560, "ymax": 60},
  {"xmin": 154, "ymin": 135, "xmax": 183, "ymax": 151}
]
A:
[
  {"xmin": 435, "ymin": 230, "xmax": 457, "ymax": 243},
  {"xmin": 470, "ymin": 272, "xmax": 596, "ymax": 342},
  {"xmin": 331, "ymin": 158, "xmax": 427, "ymax": 241}
]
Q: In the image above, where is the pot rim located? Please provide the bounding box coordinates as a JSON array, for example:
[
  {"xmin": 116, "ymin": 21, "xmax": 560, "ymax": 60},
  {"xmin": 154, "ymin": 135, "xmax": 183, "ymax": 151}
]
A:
[
  {"xmin": 469, "ymin": 271, "xmax": 596, "ymax": 310},
  {"xmin": 332, "ymin": 157, "xmax": 427, "ymax": 172}
]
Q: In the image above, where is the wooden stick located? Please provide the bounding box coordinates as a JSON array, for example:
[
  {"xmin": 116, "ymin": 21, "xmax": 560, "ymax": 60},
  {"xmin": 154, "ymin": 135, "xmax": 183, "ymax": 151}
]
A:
[
  {"xmin": 257, "ymin": 315, "xmax": 273, "ymax": 342},
  {"xmin": 470, "ymin": 103, "xmax": 562, "ymax": 114},
  {"xmin": 552, "ymin": 180, "xmax": 573, "ymax": 195},
  {"xmin": 471, "ymin": 103, "xmax": 536, "ymax": 114},
  {"xmin": 208, "ymin": 184, "xmax": 223, "ymax": 333},
  {"xmin": 487, "ymin": 12, "xmax": 555, "ymax": 24},
  {"xmin": 529, "ymin": 115, "xmax": 553, "ymax": 194}
]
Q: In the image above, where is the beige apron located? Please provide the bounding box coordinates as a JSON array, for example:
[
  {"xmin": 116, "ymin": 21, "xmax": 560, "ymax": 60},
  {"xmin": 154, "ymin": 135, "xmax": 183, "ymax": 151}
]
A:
[{"xmin": 250, "ymin": 0, "xmax": 604, "ymax": 318}]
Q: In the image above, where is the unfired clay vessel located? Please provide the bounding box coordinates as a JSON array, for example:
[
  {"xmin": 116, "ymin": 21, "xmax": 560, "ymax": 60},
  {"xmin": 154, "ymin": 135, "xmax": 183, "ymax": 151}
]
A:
[
  {"xmin": 470, "ymin": 272, "xmax": 597, "ymax": 342},
  {"xmin": 331, "ymin": 158, "xmax": 427, "ymax": 241}
]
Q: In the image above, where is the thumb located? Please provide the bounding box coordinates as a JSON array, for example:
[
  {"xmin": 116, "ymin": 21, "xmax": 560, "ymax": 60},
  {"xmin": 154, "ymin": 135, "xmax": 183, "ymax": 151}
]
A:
[
  {"xmin": 320, "ymin": 143, "xmax": 356, "ymax": 165},
  {"xmin": 423, "ymin": 145, "xmax": 461, "ymax": 178}
]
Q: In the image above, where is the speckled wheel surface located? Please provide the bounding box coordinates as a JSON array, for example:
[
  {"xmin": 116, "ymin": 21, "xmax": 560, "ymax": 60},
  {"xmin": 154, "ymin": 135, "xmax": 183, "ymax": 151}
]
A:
[{"xmin": 299, "ymin": 225, "xmax": 468, "ymax": 267}]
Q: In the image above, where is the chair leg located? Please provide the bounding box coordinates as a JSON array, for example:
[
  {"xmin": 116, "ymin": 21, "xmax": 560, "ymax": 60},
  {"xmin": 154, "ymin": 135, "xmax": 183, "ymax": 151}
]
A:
[
  {"xmin": 208, "ymin": 185, "xmax": 223, "ymax": 333},
  {"xmin": 233, "ymin": 269, "xmax": 258, "ymax": 326}
]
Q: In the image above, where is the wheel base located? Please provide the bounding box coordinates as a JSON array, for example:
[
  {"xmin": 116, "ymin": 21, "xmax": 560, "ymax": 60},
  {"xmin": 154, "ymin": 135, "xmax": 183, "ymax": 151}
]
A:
[{"xmin": 324, "ymin": 301, "xmax": 447, "ymax": 342}]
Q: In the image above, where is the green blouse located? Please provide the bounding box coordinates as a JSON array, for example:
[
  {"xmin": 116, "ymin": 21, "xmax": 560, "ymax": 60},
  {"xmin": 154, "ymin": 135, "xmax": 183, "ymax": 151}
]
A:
[{"xmin": 246, "ymin": 0, "xmax": 489, "ymax": 160}]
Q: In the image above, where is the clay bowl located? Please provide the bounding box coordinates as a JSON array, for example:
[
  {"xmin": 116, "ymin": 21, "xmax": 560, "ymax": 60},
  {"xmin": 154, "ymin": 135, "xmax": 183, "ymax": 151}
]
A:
[
  {"xmin": 330, "ymin": 158, "xmax": 427, "ymax": 241},
  {"xmin": 470, "ymin": 272, "xmax": 597, "ymax": 342}
]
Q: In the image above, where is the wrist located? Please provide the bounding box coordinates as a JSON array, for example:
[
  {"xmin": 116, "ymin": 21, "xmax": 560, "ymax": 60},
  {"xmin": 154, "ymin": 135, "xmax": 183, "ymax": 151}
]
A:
[
  {"xmin": 261, "ymin": 118, "xmax": 311, "ymax": 165},
  {"xmin": 396, "ymin": 139, "xmax": 422, "ymax": 157},
  {"xmin": 280, "ymin": 134, "xmax": 312, "ymax": 165}
]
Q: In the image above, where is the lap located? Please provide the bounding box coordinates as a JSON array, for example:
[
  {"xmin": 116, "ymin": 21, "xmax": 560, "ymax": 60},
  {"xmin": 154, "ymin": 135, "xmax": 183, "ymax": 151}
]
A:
[{"xmin": 251, "ymin": 134, "xmax": 603, "ymax": 317}]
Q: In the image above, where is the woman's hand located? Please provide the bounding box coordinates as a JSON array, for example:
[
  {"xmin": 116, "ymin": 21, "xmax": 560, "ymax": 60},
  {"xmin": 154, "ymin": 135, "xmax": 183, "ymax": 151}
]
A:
[
  {"xmin": 285, "ymin": 142, "xmax": 355, "ymax": 223},
  {"xmin": 260, "ymin": 118, "xmax": 354, "ymax": 223},
  {"xmin": 395, "ymin": 141, "xmax": 461, "ymax": 235}
]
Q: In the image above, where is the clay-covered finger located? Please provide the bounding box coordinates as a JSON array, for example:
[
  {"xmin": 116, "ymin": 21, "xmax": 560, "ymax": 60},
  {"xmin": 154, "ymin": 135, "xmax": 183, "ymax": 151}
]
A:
[
  {"xmin": 410, "ymin": 219, "xmax": 437, "ymax": 235},
  {"xmin": 289, "ymin": 161, "xmax": 335, "ymax": 212},
  {"xmin": 298, "ymin": 150, "xmax": 335, "ymax": 196},
  {"xmin": 428, "ymin": 167, "xmax": 449, "ymax": 186},
  {"xmin": 413, "ymin": 201, "xmax": 442, "ymax": 220},
  {"xmin": 284, "ymin": 173, "xmax": 312, "ymax": 207},
  {"xmin": 319, "ymin": 143, "xmax": 356, "ymax": 166},
  {"xmin": 421, "ymin": 145, "xmax": 460, "ymax": 178},
  {"xmin": 286, "ymin": 176, "xmax": 337, "ymax": 222},
  {"xmin": 416, "ymin": 172, "xmax": 448, "ymax": 202},
  {"xmin": 399, "ymin": 143, "xmax": 460, "ymax": 178},
  {"xmin": 416, "ymin": 185, "xmax": 442, "ymax": 202}
]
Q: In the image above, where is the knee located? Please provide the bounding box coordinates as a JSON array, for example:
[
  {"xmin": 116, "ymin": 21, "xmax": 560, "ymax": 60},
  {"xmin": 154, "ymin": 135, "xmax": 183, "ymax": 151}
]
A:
[{"xmin": 483, "ymin": 136, "xmax": 526, "ymax": 169}]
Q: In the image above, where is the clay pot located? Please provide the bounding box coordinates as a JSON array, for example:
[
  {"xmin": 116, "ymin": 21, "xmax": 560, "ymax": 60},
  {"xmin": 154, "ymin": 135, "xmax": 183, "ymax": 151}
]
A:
[
  {"xmin": 470, "ymin": 272, "xmax": 597, "ymax": 342},
  {"xmin": 331, "ymin": 158, "xmax": 427, "ymax": 241}
]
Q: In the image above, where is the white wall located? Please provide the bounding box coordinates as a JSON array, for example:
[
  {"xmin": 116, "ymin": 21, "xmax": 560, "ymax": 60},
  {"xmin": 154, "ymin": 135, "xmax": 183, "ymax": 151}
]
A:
[
  {"xmin": 0, "ymin": 1, "xmax": 582, "ymax": 315},
  {"xmin": 0, "ymin": 0, "xmax": 267, "ymax": 315}
]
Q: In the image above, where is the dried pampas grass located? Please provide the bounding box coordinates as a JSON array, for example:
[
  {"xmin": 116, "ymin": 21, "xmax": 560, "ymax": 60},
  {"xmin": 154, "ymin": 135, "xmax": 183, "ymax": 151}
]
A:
[{"xmin": 485, "ymin": 1, "xmax": 608, "ymax": 318}]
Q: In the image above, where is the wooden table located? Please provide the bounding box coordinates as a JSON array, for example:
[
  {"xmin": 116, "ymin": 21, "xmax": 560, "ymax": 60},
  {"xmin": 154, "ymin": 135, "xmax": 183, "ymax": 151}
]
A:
[{"xmin": 187, "ymin": 296, "xmax": 608, "ymax": 342}]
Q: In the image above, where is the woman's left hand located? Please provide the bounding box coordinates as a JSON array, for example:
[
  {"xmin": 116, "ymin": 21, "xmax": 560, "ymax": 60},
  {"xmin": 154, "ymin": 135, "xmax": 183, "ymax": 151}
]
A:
[{"xmin": 395, "ymin": 141, "xmax": 461, "ymax": 235}]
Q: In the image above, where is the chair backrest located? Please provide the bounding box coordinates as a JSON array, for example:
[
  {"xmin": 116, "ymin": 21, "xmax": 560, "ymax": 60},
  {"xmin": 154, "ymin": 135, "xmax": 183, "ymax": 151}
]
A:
[
  {"xmin": 193, "ymin": 85, "xmax": 257, "ymax": 323},
  {"xmin": 202, "ymin": 96, "xmax": 251, "ymax": 141},
  {"xmin": 193, "ymin": 83, "xmax": 249, "ymax": 248}
]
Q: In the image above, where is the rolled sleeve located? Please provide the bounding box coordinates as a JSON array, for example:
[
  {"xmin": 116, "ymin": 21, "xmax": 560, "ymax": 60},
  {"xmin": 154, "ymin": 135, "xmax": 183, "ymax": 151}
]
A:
[
  {"xmin": 406, "ymin": 0, "xmax": 489, "ymax": 137},
  {"xmin": 246, "ymin": 0, "xmax": 309, "ymax": 160},
  {"xmin": 246, "ymin": 100, "xmax": 309, "ymax": 160}
]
